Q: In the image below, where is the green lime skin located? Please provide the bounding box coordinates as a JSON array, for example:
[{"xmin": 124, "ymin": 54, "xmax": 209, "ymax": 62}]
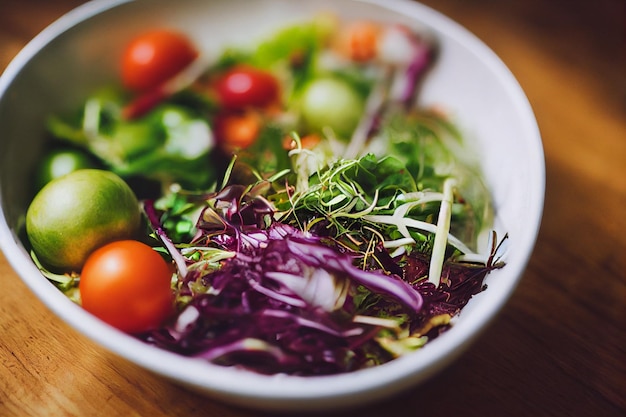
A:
[{"xmin": 26, "ymin": 169, "xmax": 142, "ymax": 272}]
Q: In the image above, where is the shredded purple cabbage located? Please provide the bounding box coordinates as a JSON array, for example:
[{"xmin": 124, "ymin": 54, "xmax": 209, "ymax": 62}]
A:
[
  {"xmin": 140, "ymin": 187, "xmax": 500, "ymax": 375},
  {"xmin": 397, "ymin": 36, "xmax": 434, "ymax": 108}
]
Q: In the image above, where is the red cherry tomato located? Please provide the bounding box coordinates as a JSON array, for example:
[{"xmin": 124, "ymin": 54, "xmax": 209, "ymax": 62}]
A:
[
  {"xmin": 121, "ymin": 29, "xmax": 198, "ymax": 92},
  {"xmin": 213, "ymin": 65, "xmax": 280, "ymax": 110},
  {"xmin": 214, "ymin": 110, "xmax": 262, "ymax": 151},
  {"xmin": 79, "ymin": 240, "xmax": 174, "ymax": 334}
]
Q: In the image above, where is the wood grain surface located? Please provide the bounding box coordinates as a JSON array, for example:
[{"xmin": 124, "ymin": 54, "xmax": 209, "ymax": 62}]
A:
[{"xmin": 1, "ymin": 1, "xmax": 624, "ymax": 416}]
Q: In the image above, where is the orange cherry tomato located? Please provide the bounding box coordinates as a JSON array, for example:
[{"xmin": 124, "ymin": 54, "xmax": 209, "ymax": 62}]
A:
[
  {"xmin": 213, "ymin": 65, "xmax": 280, "ymax": 110},
  {"xmin": 214, "ymin": 110, "xmax": 262, "ymax": 151},
  {"xmin": 79, "ymin": 240, "xmax": 174, "ymax": 334},
  {"xmin": 336, "ymin": 21, "xmax": 381, "ymax": 62},
  {"xmin": 121, "ymin": 29, "xmax": 198, "ymax": 92}
]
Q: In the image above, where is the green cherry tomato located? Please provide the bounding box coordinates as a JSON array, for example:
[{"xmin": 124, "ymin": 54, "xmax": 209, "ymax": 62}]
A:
[
  {"xmin": 35, "ymin": 148, "xmax": 97, "ymax": 190},
  {"xmin": 299, "ymin": 77, "xmax": 364, "ymax": 139}
]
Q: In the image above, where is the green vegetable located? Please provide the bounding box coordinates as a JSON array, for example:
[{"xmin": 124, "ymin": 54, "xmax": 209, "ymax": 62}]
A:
[
  {"xmin": 240, "ymin": 13, "xmax": 335, "ymax": 90},
  {"xmin": 299, "ymin": 77, "xmax": 365, "ymax": 139},
  {"xmin": 48, "ymin": 91, "xmax": 216, "ymax": 191},
  {"xmin": 34, "ymin": 148, "xmax": 98, "ymax": 190},
  {"xmin": 428, "ymin": 177, "xmax": 456, "ymax": 285},
  {"xmin": 378, "ymin": 109, "xmax": 494, "ymax": 248}
]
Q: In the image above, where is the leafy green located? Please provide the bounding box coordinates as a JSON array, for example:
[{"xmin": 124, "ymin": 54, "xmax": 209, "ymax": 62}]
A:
[
  {"xmin": 47, "ymin": 90, "xmax": 216, "ymax": 190},
  {"xmin": 248, "ymin": 14, "xmax": 334, "ymax": 90},
  {"xmin": 376, "ymin": 109, "xmax": 494, "ymax": 248}
]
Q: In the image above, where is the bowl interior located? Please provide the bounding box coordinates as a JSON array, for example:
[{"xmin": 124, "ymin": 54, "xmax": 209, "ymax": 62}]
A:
[{"xmin": 0, "ymin": 0, "xmax": 544, "ymax": 411}]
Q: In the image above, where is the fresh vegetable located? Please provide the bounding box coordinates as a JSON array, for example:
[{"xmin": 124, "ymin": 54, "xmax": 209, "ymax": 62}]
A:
[
  {"xmin": 141, "ymin": 180, "xmax": 504, "ymax": 375},
  {"xmin": 80, "ymin": 240, "xmax": 174, "ymax": 333},
  {"xmin": 25, "ymin": 15, "xmax": 506, "ymax": 376},
  {"xmin": 26, "ymin": 169, "xmax": 141, "ymax": 271},
  {"xmin": 299, "ymin": 76, "xmax": 365, "ymax": 139},
  {"xmin": 335, "ymin": 20, "xmax": 381, "ymax": 62},
  {"xmin": 121, "ymin": 29, "xmax": 199, "ymax": 92},
  {"xmin": 212, "ymin": 65, "xmax": 280, "ymax": 111},
  {"xmin": 48, "ymin": 94, "xmax": 215, "ymax": 190},
  {"xmin": 34, "ymin": 148, "xmax": 98, "ymax": 190},
  {"xmin": 213, "ymin": 109, "xmax": 263, "ymax": 151}
]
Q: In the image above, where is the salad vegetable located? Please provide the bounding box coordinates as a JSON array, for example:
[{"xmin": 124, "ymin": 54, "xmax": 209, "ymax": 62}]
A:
[
  {"xmin": 33, "ymin": 147, "xmax": 98, "ymax": 191},
  {"xmin": 25, "ymin": 14, "xmax": 506, "ymax": 376},
  {"xmin": 212, "ymin": 65, "xmax": 281, "ymax": 111},
  {"xmin": 299, "ymin": 76, "xmax": 365, "ymax": 138},
  {"xmin": 121, "ymin": 29, "xmax": 200, "ymax": 92},
  {"xmin": 80, "ymin": 240, "xmax": 174, "ymax": 334}
]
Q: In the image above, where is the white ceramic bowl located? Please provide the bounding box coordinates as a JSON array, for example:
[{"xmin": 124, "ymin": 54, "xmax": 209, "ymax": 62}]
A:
[{"xmin": 0, "ymin": 0, "xmax": 544, "ymax": 411}]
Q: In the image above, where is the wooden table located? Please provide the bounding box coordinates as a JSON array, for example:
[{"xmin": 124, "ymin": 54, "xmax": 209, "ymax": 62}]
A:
[{"xmin": 1, "ymin": 1, "xmax": 624, "ymax": 416}]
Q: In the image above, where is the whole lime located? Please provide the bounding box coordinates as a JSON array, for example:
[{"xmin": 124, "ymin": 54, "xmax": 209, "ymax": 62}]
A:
[{"xmin": 26, "ymin": 169, "xmax": 142, "ymax": 272}]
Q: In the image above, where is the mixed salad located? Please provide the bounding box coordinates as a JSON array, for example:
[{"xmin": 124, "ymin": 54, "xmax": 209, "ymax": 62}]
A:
[{"xmin": 25, "ymin": 14, "xmax": 506, "ymax": 376}]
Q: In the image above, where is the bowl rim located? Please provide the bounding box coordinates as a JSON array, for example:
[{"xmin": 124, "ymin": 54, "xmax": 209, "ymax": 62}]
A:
[{"xmin": 0, "ymin": 0, "xmax": 545, "ymax": 410}]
